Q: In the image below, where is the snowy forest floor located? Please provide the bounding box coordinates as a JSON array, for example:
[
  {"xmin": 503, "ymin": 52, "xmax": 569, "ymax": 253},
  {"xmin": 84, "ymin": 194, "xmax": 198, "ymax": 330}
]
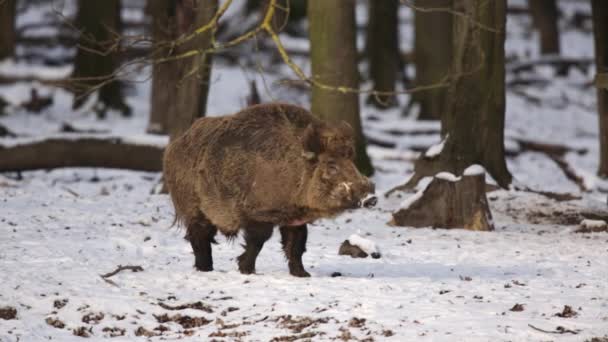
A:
[{"xmin": 1, "ymin": 0, "xmax": 608, "ymax": 341}]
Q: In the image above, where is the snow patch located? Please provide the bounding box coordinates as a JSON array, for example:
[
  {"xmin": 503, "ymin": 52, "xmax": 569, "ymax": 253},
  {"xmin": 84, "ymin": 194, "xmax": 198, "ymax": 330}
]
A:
[
  {"xmin": 425, "ymin": 135, "xmax": 448, "ymax": 157},
  {"xmin": 580, "ymin": 219, "xmax": 607, "ymax": 229},
  {"xmin": 347, "ymin": 234, "xmax": 380, "ymax": 258},
  {"xmin": 400, "ymin": 191, "xmax": 423, "ymax": 210},
  {"xmin": 464, "ymin": 164, "xmax": 486, "ymax": 176},
  {"xmin": 435, "ymin": 172, "xmax": 461, "ymax": 182}
]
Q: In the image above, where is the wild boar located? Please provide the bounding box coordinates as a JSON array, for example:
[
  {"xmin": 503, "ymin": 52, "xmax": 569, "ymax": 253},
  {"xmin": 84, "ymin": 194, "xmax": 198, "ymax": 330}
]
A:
[{"xmin": 163, "ymin": 103, "xmax": 374, "ymax": 277}]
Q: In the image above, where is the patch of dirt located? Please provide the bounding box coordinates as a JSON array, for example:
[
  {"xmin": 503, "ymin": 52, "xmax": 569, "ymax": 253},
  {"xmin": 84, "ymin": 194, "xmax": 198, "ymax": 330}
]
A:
[
  {"xmin": 135, "ymin": 326, "xmax": 158, "ymax": 337},
  {"xmin": 275, "ymin": 315, "xmax": 330, "ymax": 333},
  {"xmin": 510, "ymin": 304, "xmax": 525, "ymax": 312},
  {"xmin": 45, "ymin": 317, "xmax": 66, "ymax": 329},
  {"xmin": 220, "ymin": 306, "xmax": 239, "ymax": 316},
  {"xmin": 82, "ymin": 311, "xmax": 105, "ymax": 324},
  {"xmin": 102, "ymin": 326, "xmax": 126, "ymax": 337},
  {"xmin": 555, "ymin": 305, "xmax": 578, "ymax": 318},
  {"xmin": 158, "ymin": 301, "xmax": 213, "ymax": 313},
  {"xmin": 154, "ymin": 325, "xmax": 170, "ymax": 333},
  {"xmin": 53, "ymin": 298, "xmax": 68, "ymax": 309},
  {"xmin": 382, "ymin": 329, "xmax": 395, "ymax": 337},
  {"xmin": 0, "ymin": 306, "xmax": 17, "ymax": 320},
  {"xmin": 270, "ymin": 331, "xmax": 320, "ymax": 341},
  {"xmin": 586, "ymin": 337, "xmax": 608, "ymax": 342},
  {"xmin": 526, "ymin": 210, "xmax": 582, "ymax": 225},
  {"xmin": 154, "ymin": 313, "xmax": 212, "ymax": 329},
  {"xmin": 73, "ymin": 326, "xmax": 93, "ymax": 337},
  {"xmin": 348, "ymin": 317, "xmax": 366, "ymax": 328},
  {"xmin": 209, "ymin": 330, "xmax": 249, "ymax": 339},
  {"xmin": 576, "ymin": 226, "xmax": 608, "ymax": 233}
]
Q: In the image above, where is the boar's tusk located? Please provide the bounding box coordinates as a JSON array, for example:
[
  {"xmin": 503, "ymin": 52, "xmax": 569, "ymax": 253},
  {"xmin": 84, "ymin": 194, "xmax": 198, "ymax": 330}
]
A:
[
  {"xmin": 302, "ymin": 151, "xmax": 316, "ymax": 160},
  {"xmin": 340, "ymin": 182, "xmax": 353, "ymax": 197}
]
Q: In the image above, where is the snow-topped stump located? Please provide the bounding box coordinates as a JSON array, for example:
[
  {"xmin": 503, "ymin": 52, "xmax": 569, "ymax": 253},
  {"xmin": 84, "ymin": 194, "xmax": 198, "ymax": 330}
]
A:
[
  {"xmin": 338, "ymin": 234, "xmax": 381, "ymax": 259},
  {"xmin": 576, "ymin": 219, "xmax": 608, "ymax": 233},
  {"xmin": 390, "ymin": 166, "xmax": 494, "ymax": 231}
]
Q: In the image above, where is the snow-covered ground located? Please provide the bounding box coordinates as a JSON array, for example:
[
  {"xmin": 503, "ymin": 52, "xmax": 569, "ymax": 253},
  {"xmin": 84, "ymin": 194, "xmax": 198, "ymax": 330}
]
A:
[{"xmin": 1, "ymin": 0, "xmax": 608, "ymax": 341}]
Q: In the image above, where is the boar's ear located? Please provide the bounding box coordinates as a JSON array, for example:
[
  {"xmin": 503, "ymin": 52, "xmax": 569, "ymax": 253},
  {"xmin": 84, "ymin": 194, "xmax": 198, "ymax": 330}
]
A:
[
  {"xmin": 301, "ymin": 123, "xmax": 321, "ymax": 155},
  {"xmin": 338, "ymin": 121, "xmax": 354, "ymax": 138}
]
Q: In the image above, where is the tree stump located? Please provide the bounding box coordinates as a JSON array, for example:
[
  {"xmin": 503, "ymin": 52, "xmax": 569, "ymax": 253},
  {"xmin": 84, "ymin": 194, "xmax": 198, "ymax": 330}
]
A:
[{"xmin": 390, "ymin": 168, "xmax": 494, "ymax": 231}]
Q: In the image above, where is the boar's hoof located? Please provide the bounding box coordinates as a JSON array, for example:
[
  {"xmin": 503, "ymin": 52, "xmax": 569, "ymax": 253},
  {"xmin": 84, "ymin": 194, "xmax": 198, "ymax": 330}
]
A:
[
  {"xmin": 289, "ymin": 268, "xmax": 311, "ymax": 278},
  {"xmin": 237, "ymin": 263, "xmax": 256, "ymax": 275},
  {"xmin": 237, "ymin": 256, "xmax": 256, "ymax": 275},
  {"xmin": 195, "ymin": 264, "xmax": 213, "ymax": 272}
]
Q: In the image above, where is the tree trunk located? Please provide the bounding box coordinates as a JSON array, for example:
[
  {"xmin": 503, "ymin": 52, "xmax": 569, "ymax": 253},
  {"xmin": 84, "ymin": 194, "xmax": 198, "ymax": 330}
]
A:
[
  {"xmin": 591, "ymin": 0, "xmax": 608, "ymax": 178},
  {"xmin": 529, "ymin": 0, "xmax": 560, "ymax": 55},
  {"xmin": 412, "ymin": 0, "xmax": 453, "ymax": 120},
  {"xmin": 147, "ymin": 0, "xmax": 176, "ymax": 134},
  {"xmin": 308, "ymin": 0, "xmax": 374, "ymax": 176},
  {"xmin": 405, "ymin": 0, "xmax": 511, "ymax": 189},
  {"xmin": 365, "ymin": 0, "xmax": 399, "ymax": 109},
  {"xmin": 170, "ymin": 0, "xmax": 218, "ymax": 138},
  {"xmin": 72, "ymin": 0, "xmax": 130, "ymax": 117},
  {"xmin": 148, "ymin": 0, "xmax": 217, "ymax": 139},
  {"xmin": 0, "ymin": 0, "xmax": 16, "ymax": 60}
]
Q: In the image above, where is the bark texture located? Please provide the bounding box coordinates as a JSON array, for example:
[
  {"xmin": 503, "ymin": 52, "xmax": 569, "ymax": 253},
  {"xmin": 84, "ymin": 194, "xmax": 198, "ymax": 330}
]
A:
[
  {"xmin": 529, "ymin": 0, "xmax": 560, "ymax": 55},
  {"xmin": 72, "ymin": 0, "xmax": 129, "ymax": 116},
  {"xmin": 147, "ymin": 0, "xmax": 176, "ymax": 134},
  {"xmin": 412, "ymin": 0, "xmax": 452, "ymax": 120},
  {"xmin": 391, "ymin": 173, "xmax": 494, "ymax": 231},
  {"xmin": 409, "ymin": 0, "xmax": 512, "ymax": 189},
  {"xmin": 366, "ymin": 0, "xmax": 399, "ymax": 109},
  {"xmin": 0, "ymin": 0, "xmax": 17, "ymax": 60},
  {"xmin": 149, "ymin": 0, "xmax": 217, "ymax": 139},
  {"xmin": 0, "ymin": 138, "xmax": 163, "ymax": 172},
  {"xmin": 592, "ymin": 0, "xmax": 608, "ymax": 177},
  {"xmin": 308, "ymin": 0, "xmax": 374, "ymax": 176}
]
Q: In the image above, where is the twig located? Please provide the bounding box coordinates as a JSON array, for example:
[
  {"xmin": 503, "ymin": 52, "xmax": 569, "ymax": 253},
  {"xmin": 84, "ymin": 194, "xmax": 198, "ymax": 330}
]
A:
[
  {"xmin": 62, "ymin": 187, "xmax": 80, "ymax": 198},
  {"xmin": 101, "ymin": 265, "xmax": 144, "ymax": 279},
  {"xmin": 528, "ymin": 324, "xmax": 580, "ymax": 335}
]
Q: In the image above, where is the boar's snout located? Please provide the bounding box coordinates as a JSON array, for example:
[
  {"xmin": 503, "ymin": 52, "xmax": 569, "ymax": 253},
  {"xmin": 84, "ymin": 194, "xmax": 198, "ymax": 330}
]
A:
[
  {"xmin": 355, "ymin": 178, "xmax": 376, "ymax": 208},
  {"xmin": 339, "ymin": 177, "xmax": 375, "ymax": 209}
]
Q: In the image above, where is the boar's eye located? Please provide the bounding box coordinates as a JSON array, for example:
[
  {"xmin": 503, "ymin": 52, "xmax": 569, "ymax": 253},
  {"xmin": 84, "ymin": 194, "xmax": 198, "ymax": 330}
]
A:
[{"xmin": 327, "ymin": 163, "xmax": 339, "ymax": 176}]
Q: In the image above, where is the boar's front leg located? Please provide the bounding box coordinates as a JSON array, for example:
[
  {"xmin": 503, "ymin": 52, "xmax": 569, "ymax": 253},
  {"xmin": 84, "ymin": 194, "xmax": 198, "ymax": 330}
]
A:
[
  {"xmin": 279, "ymin": 225, "xmax": 310, "ymax": 277},
  {"xmin": 186, "ymin": 216, "xmax": 218, "ymax": 272},
  {"xmin": 237, "ymin": 222, "xmax": 273, "ymax": 275}
]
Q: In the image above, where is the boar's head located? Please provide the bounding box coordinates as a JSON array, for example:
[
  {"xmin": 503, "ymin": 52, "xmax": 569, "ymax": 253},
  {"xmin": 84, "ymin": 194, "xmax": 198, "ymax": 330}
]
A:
[{"xmin": 300, "ymin": 121, "xmax": 375, "ymax": 215}]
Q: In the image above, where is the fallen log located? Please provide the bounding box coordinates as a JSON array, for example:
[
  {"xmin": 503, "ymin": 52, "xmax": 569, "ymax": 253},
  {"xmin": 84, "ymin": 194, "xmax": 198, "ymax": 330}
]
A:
[
  {"xmin": 0, "ymin": 137, "xmax": 164, "ymax": 172},
  {"xmin": 507, "ymin": 56, "xmax": 594, "ymax": 74}
]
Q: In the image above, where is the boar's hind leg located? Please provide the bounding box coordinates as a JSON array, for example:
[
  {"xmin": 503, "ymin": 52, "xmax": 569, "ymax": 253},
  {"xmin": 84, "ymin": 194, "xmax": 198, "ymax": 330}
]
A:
[
  {"xmin": 237, "ymin": 222, "xmax": 273, "ymax": 275},
  {"xmin": 280, "ymin": 225, "xmax": 310, "ymax": 277},
  {"xmin": 186, "ymin": 217, "xmax": 218, "ymax": 272}
]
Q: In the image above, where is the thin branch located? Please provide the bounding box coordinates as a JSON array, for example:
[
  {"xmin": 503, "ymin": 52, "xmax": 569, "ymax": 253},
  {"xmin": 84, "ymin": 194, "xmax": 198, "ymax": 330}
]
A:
[
  {"xmin": 100, "ymin": 265, "xmax": 144, "ymax": 278},
  {"xmin": 528, "ymin": 324, "xmax": 580, "ymax": 335},
  {"xmin": 400, "ymin": 0, "xmax": 501, "ymax": 33}
]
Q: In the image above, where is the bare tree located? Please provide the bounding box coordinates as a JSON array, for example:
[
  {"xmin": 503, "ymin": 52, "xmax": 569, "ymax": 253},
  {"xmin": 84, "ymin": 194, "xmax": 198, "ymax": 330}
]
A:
[
  {"xmin": 147, "ymin": 0, "xmax": 176, "ymax": 135},
  {"xmin": 592, "ymin": 0, "xmax": 608, "ymax": 178},
  {"xmin": 72, "ymin": 0, "xmax": 130, "ymax": 117},
  {"xmin": 529, "ymin": 0, "xmax": 560, "ymax": 55},
  {"xmin": 0, "ymin": 0, "xmax": 16, "ymax": 60},
  {"xmin": 308, "ymin": 0, "xmax": 373, "ymax": 175},
  {"xmin": 411, "ymin": 0, "xmax": 453, "ymax": 120},
  {"xmin": 365, "ymin": 0, "xmax": 400, "ymax": 109},
  {"xmin": 148, "ymin": 0, "xmax": 217, "ymax": 139},
  {"xmin": 399, "ymin": 0, "xmax": 511, "ymax": 190}
]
